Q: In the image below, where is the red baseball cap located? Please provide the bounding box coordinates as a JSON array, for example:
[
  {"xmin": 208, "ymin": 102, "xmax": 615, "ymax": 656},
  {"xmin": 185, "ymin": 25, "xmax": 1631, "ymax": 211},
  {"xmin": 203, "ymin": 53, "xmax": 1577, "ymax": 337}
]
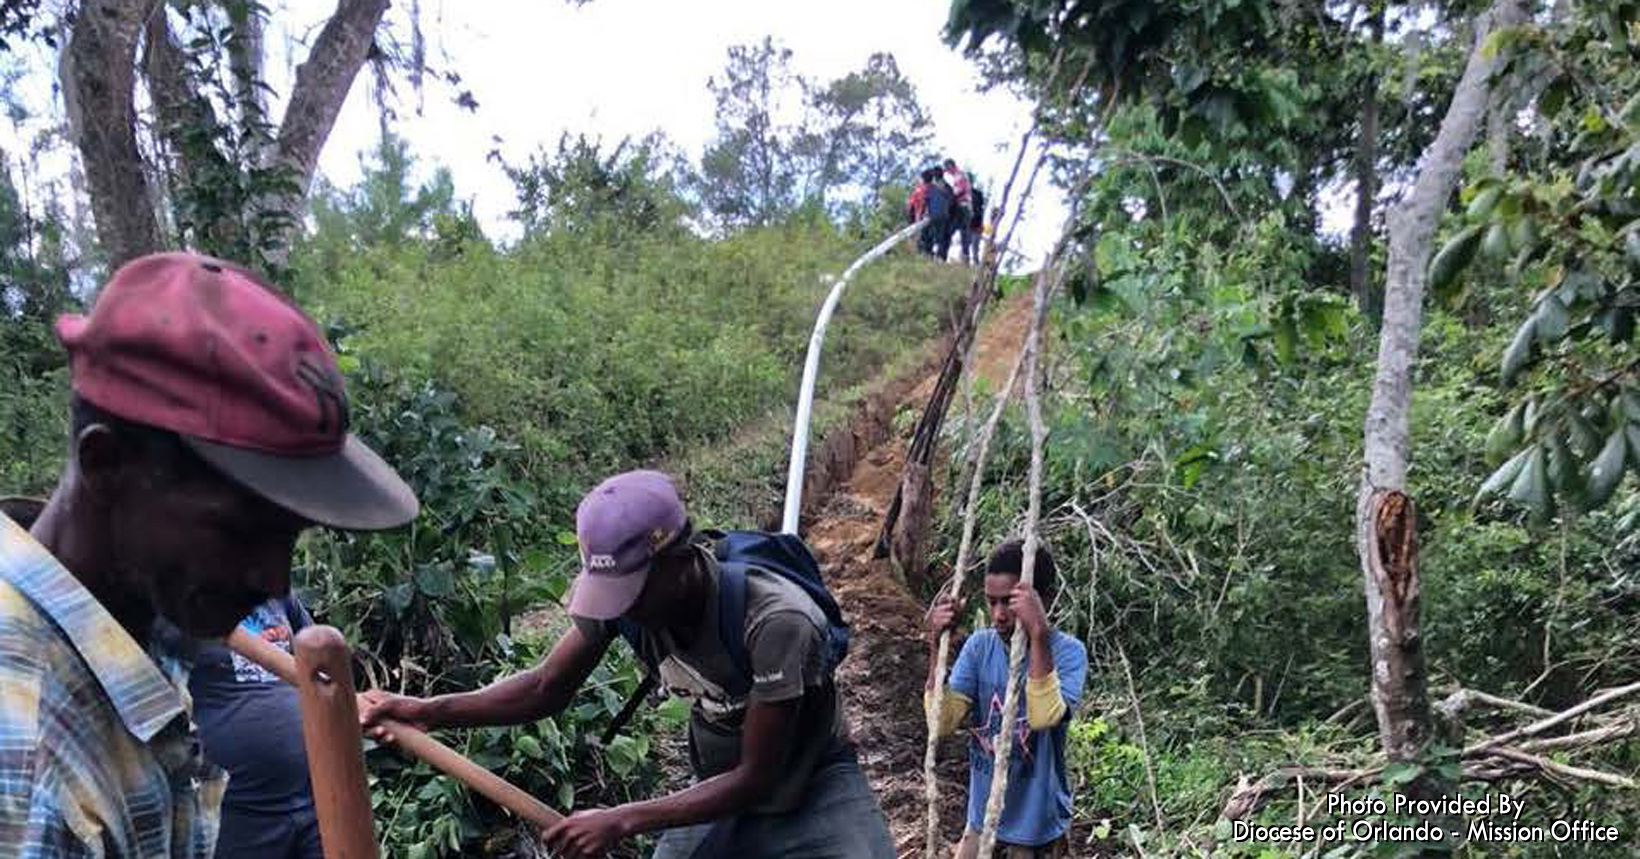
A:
[{"xmin": 55, "ymin": 252, "xmax": 419, "ymax": 530}]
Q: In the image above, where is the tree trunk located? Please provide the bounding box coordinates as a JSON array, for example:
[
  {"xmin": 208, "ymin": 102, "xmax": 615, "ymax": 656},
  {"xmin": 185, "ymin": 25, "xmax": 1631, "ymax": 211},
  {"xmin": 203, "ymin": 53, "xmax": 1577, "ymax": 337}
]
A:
[
  {"xmin": 143, "ymin": 9, "xmax": 239, "ymax": 251},
  {"xmin": 226, "ymin": 1, "xmax": 268, "ymax": 137},
  {"xmin": 1357, "ymin": 0, "xmax": 1525, "ymax": 814},
  {"xmin": 1350, "ymin": 14, "xmax": 1384, "ymax": 326},
  {"xmin": 60, "ymin": 0, "xmax": 163, "ymax": 269}
]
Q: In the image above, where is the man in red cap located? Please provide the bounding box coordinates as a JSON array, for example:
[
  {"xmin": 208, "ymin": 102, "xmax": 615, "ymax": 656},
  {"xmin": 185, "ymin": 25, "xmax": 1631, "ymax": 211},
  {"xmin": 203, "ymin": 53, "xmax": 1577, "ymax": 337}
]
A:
[
  {"xmin": 360, "ymin": 470, "xmax": 895, "ymax": 859},
  {"xmin": 0, "ymin": 252, "xmax": 419, "ymax": 857}
]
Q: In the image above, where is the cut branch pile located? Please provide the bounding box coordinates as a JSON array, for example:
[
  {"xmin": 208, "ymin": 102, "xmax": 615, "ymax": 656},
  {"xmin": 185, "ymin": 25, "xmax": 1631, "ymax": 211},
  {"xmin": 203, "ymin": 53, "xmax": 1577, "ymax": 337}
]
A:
[{"xmin": 1221, "ymin": 681, "xmax": 1640, "ymax": 822}]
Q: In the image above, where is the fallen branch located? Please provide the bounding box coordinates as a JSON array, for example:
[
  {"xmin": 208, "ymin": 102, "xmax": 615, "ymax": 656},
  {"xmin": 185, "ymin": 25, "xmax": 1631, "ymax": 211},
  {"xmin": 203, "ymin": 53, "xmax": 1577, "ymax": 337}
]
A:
[
  {"xmin": 1226, "ymin": 684, "xmax": 1640, "ymax": 822},
  {"xmin": 1518, "ymin": 712, "xmax": 1638, "ymax": 753},
  {"xmin": 1484, "ymin": 746, "xmax": 1636, "ymax": 789},
  {"xmin": 1464, "ymin": 679, "xmax": 1640, "ymax": 756}
]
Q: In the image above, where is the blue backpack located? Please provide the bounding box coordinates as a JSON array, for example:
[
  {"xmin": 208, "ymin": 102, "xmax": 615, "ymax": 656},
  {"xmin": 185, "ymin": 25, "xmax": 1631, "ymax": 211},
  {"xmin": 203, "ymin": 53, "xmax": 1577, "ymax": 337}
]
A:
[{"xmin": 601, "ymin": 530, "xmax": 850, "ymax": 742}]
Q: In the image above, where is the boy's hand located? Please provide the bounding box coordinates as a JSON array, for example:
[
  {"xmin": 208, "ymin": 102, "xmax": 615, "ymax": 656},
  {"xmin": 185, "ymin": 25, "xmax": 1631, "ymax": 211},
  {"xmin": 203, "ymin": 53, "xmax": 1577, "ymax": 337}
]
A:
[
  {"xmin": 1009, "ymin": 584, "xmax": 1048, "ymax": 641},
  {"xmin": 925, "ymin": 598, "xmax": 958, "ymax": 645}
]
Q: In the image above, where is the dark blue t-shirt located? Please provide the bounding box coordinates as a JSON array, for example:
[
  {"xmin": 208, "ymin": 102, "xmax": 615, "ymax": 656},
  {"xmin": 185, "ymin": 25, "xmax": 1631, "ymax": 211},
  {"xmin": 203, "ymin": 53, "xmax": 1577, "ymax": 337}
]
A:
[
  {"xmin": 949, "ymin": 628, "xmax": 1088, "ymax": 846},
  {"xmin": 185, "ymin": 597, "xmax": 315, "ymax": 814}
]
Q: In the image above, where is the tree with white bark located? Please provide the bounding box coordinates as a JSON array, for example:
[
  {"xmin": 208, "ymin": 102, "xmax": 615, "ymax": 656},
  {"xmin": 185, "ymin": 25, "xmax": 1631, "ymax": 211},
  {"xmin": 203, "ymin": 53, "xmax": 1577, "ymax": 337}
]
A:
[{"xmin": 1355, "ymin": 0, "xmax": 1526, "ymax": 805}]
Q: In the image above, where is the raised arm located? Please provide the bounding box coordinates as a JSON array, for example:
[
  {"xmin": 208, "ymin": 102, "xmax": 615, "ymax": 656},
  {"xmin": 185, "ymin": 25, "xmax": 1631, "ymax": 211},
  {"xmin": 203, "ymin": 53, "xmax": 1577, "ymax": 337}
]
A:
[{"xmin": 360, "ymin": 622, "xmax": 609, "ymax": 736}]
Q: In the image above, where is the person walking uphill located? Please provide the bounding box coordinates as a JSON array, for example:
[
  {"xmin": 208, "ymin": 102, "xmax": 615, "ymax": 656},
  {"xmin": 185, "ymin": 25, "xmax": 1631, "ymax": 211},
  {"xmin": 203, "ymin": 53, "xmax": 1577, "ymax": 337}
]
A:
[
  {"xmin": 943, "ymin": 158, "xmax": 975, "ymax": 264},
  {"xmin": 0, "ymin": 252, "xmax": 420, "ymax": 858},
  {"xmin": 922, "ymin": 168, "xmax": 956, "ymax": 261},
  {"xmin": 925, "ymin": 539, "xmax": 1088, "ymax": 858},
  {"xmin": 359, "ymin": 470, "xmax": 895, "ymax": 859}
]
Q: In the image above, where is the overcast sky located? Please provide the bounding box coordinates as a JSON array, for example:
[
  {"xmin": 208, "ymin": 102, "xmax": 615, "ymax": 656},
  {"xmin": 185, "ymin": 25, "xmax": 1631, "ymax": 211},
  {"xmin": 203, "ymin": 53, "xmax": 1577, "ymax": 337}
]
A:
[
  {"xmin": 303, "ymin": 0, "xmax": 1066, "ymax": 261},
  {"xmin": 1, "ymin": 0, "xmax": 1069, "ymax": 267}
]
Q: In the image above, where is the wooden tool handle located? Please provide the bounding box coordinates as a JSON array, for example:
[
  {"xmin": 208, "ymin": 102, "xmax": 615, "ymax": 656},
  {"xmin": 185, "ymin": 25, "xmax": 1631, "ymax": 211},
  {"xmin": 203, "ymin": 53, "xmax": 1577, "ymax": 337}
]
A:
[
  {"xmin": 228, "ymin": 629, "xmax": 564, "ymax": 830},
  {"xmin": 293, "ymin": 626, "xmax": 379, "ymax": 859}
]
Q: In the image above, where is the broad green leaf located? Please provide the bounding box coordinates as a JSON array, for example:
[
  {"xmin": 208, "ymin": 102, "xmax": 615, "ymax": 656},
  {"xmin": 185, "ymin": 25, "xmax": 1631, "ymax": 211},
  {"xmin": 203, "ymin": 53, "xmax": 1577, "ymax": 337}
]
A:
[
  {"xmin": 1620, "ymin": 89, "xmax": 1640, "ymax": 131},
  {"xmin": 1501, "ymin": 319, "xmax": 1536, "ymax": 384},
  {"xmin": 1523, "ymin": 396, "xmax": 1541, "ymax": 435},
  {"xmin": 1383, "ymin": 761, "xmax": 1423, "ymax": 785},
  {"xmin": 414, "ymin": 564, "xmax": 455, "ymax": 598},
  {"xmin": 1587, "ymin": 431, "xmax": 1627, "ymax": 506},
  {"xmin": 1507, "ymin": 446, "xmax": 1549, "ymax": 521},
  {"xmin": 1509, "ymin": 217, "xmax": 1538, "ymax": 255},
  {"xmin": 1536, "ymin": 295, "xmax": 1570, "ymax": 343},
  {"xmin": 1484, "ymin": 400, "xmax": 1525, "ymax": 465},
  {"xmin": 1482, "ymin": 221, "xmax": 1511, "ymax": 259},
  {"xmin": 1273, "ymin": 315, "xmax": 1297, "ymax": 365},
  {"xmin": 515, "ymin": 734, "xmax": 544, "ymax": 759},
  {"xmin": 1548, "ymin": 435, "xmax": 1580, "ymax": 496},
  {"xmin": 1429, "ymin": 224, "xmax": 1484, "ymax": 300},
  {"xmin": 1623, "ymin": 392, "xmax": 1640, "ymax": 423},
  {"xmin": 385, "ymin": 582, "xmax": 414, "ymax": 617},
  {"xmin": 1466, "ymin": 187, "xmax": 1503, "ymax": 219},
  {"xmin": 557, "ymin": 780, "xmax": 575, "ymax": 811},
  {"xmin": 1478, "ymin": 447, "xmax": 1531, "ymax": 501}
]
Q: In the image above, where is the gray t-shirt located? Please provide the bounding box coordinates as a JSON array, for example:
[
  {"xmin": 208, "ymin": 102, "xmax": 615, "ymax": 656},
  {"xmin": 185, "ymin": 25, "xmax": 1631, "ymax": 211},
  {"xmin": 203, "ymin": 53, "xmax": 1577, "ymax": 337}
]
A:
[{"xmin": 573, "ymin": 548, "xmax": 849, "ymax": 813}]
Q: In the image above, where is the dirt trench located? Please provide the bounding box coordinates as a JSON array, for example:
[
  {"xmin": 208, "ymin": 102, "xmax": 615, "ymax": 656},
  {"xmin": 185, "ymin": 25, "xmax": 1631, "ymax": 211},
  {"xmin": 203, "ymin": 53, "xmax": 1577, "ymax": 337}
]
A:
[{"xmin": 802, "ymin": 291, "xmax": 1033, "ymax": 857}]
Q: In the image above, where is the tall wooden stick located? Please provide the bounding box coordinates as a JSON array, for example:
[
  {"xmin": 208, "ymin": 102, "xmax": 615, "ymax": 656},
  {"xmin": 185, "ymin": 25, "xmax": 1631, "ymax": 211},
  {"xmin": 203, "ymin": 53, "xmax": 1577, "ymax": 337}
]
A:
[
  {"xmin": 293, "ymin": 626, "xmax": 380, "ymax": 859},
  {"xmin": 229, "ymin": 629, "xmax": 565, "ymax": 830},
  {"xmin": 922, "ymin": 301, "xmax": 1035, "ymax": 858},
  {"xmin": 975, "ymin": 265, "xmax": 1052, "ymax": 858}
]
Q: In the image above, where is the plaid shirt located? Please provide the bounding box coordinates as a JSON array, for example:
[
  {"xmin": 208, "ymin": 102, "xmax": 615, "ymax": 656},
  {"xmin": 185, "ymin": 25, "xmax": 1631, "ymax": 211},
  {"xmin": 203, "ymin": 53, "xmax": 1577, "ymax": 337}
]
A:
[{"xmin": 0, "ymin": 514, "xmax": 225, "ymax": 858}]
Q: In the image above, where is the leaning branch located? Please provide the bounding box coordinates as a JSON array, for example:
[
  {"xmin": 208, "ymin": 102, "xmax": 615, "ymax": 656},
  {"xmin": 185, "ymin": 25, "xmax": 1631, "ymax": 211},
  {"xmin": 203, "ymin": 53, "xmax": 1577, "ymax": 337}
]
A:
[{"xmin": 267, "ymin": 0, "xmax": 390, "ymax": 259}]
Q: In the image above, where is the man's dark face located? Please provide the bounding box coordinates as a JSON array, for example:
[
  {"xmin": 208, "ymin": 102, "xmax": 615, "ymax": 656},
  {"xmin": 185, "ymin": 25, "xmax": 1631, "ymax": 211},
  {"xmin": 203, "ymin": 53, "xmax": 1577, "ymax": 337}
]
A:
[
  {"xmin": 622, "ymin": 551, "xmax": 700, "ymax": 631},
  {"xmin": 984, "ymin": 572, "xmax": 1020, "ymax": 639},
  {"xmin": 102, "ymin": 436, "xmax": 306, "ymax": 638}
]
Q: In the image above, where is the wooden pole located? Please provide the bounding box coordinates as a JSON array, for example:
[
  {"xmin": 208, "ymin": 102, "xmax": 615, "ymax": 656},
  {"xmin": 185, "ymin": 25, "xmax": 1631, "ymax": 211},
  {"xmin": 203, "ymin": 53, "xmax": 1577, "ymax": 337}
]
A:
[
  {"xmin": 229, "ymin": 629, "xmax": 564, "ymax": 830},
  {"xmin": 292, "ymin": 626, "xmax": 379, "ymax": 859}
]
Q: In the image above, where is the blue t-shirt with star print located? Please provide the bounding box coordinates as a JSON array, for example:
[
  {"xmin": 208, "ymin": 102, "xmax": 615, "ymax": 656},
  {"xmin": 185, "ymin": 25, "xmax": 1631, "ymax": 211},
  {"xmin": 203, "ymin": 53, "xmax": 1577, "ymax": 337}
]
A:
[{"xmin": 948, "ymin": 627, "xmax": 1088, "ymax": 846}]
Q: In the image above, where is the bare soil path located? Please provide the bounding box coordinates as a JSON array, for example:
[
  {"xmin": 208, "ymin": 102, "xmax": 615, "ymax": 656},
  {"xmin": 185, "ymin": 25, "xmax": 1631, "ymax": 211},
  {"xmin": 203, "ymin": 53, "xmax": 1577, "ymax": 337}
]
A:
[{"xmin": 805, "ymin": 291, "xmax": 1032, "ymax": 857}]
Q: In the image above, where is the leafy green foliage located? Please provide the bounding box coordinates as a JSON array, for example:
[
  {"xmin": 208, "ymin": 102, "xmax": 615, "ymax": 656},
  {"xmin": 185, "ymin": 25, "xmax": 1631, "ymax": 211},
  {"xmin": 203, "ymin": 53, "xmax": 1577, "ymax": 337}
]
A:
[
  {"xmin": 1431, "ymin": 6, "xmax": 1640, "ymax": 521},
  {"xmin": 502, "ymin": 132, "xmax": 695, "ymax": 241}
]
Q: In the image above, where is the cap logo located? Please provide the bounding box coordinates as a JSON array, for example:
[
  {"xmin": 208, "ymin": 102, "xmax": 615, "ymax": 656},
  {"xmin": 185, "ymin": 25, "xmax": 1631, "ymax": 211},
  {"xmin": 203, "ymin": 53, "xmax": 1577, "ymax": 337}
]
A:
[
  {"xmin": 587, "ymin": 554, "xmax": 617, "ymax": 570},
  {"xmin": 295, "ymin": 357, "xmax": 350, "ymax": 436}
]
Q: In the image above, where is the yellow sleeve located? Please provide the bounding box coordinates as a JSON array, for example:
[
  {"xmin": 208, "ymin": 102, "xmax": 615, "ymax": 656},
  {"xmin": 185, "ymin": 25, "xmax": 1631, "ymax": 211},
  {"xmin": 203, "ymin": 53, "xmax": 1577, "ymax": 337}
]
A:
[
  {"xmin": 1025, "ymin": 670, "xmax": 1067, "ymax": 730},
  {"xmin": 923, "ymin": 687, "xmax": 973, "ymax": 738}
]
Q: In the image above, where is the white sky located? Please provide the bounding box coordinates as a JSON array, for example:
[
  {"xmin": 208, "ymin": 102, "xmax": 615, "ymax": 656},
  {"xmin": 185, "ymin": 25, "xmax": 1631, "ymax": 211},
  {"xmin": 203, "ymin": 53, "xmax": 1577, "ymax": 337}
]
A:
[
  {"xmin": 312, "ymin": 0, "xmax": 1063, "ymax": 260},
  {"xmin": 0, "ymin": 0, "xmax": 1067, "ymax": 265}
]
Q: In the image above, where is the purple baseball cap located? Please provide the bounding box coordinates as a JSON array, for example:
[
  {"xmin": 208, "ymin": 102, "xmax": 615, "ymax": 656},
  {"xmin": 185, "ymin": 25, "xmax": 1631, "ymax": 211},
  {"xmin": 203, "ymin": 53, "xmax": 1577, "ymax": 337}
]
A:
[{"xmin": 567, "ymin": 470, "xmax": 690, "ymax": 620}]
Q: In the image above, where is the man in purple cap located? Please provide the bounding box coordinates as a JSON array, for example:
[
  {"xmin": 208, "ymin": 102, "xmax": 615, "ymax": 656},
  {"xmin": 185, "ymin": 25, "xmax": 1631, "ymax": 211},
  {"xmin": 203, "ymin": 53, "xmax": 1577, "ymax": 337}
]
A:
[
  {"xmin": 0, "ymin": 252, "xmax": 419, "ymax": 857},
  {"xmin": 359, "ymin": 470, "xmax": 895, "ymax": 859}
]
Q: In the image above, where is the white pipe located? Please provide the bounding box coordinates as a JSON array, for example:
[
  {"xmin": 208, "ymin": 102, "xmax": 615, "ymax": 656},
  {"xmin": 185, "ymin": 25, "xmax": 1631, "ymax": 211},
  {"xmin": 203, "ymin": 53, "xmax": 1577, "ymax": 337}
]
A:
[{"xmin": 782, "ymin": 217, "xmax": 931, "ymax": 534}]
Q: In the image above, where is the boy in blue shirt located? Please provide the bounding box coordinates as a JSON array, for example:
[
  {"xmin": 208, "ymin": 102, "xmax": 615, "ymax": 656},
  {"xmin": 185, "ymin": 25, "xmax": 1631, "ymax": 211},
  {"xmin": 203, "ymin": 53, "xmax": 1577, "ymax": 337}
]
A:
[{"xmin": 925, "ymin": 539, "xmax": 1088, "ymax": 858}]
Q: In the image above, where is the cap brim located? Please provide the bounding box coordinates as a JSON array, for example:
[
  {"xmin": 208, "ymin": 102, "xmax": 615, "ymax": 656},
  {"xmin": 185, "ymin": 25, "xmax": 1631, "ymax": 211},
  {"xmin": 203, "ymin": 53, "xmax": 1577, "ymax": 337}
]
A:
[
  {"xmin": 567, "ymin": 566, "xmax": 649, "ymax": 621},
  {"xmin": 184, "ymin": 434, "xmax": 419, "ymax": 531}
]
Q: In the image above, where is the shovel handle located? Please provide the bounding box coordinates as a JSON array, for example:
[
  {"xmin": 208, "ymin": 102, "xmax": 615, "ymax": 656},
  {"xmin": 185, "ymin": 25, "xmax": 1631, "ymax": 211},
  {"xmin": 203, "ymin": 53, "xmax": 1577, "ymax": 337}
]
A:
[{"xmin": 229, "ymin": 628, "xmax": 565, "ymax": 830}]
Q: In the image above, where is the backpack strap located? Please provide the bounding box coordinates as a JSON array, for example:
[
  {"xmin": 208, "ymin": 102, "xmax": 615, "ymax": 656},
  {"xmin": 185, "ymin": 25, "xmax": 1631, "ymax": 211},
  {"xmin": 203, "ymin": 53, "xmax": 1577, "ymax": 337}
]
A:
[
  {"xmin": 601, "ymin": 674, "xmax": 657, "ymax": 746},
  {"xmin": 716, "ymin": 561, "xmax": 752, "ymax": 697},
  {"xmin": 601, "ymin": 618, "xmax": 656, "ymax": 746}
]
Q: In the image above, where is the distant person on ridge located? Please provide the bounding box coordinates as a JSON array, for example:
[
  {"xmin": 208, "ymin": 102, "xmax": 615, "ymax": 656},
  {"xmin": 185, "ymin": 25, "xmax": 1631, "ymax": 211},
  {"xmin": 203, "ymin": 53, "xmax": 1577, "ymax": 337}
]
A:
[
  {"xmin": 360, "ymin": 470, "xmax": 896, "ymax": 859},
  {"xmin": 943, "ymin": 158, "xmax": 975, "ymax": 264},
  {"xmin": 908, "ymin": 172, "xmax": 930, "ymax": 226},
  {"xmin": 924, "ymin": 539, "xmax": 1088, "ymax": 858},
  {"xmin": 923, "ymin": 167, "xmax": 956, "ymax": 261},
  {"xmin": 964, "ymin": 186, "xmax": 987, "ymax": 266}
]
